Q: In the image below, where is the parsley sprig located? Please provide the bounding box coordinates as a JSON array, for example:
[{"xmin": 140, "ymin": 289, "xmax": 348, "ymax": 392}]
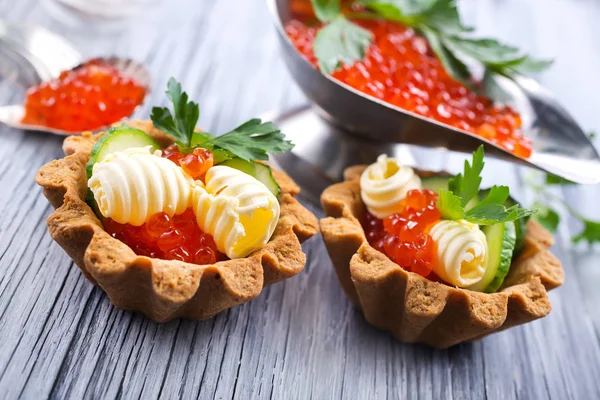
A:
[
  {"xmin": 525, "ymin": 172, "xmax": 600, "ymax": 244},
  {"xmin": 309, "ymin": 0, "xmax": 552, "ymax": 85},
  {"xmin": 151, "ymin": 78, "xmax": 294, "ymax": 162},
  {"xmin": 437, "ymin": 146, "xmax": 536, "ymax": 225},
  {"xmin": 314, "ymin": 17, "xmax": 373, "ymax": 74}
]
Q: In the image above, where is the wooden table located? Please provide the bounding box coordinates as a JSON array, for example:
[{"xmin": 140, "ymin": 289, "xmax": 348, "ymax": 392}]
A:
[{"xmin": 1, "ymin": 0, "xmax": 599, "ymax": 398}]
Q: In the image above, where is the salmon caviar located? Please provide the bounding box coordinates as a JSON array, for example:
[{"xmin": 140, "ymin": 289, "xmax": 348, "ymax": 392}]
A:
[
  {"xmin": 22, "ymin": 58, "xmax": 146, "ymax": 133},
  {"xmin": 364, "ymin": 189, "xmax": 440, "ymax": 278},
  {"xmin": 103, "ymin": 209, "xmax": 226, "ymax": 265},
  {"xmin": 161, "ymin": 145, "xmax": 214, "ymax": 180},
  {"xmin": 285, "ymin": 16, "xmax": 533, "ymax": 158}
]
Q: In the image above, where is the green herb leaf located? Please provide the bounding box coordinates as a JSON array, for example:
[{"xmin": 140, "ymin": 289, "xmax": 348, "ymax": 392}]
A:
[
  {"xmin": 477, "ymin": 185, "xmax": 510, "ymax": 205},
  {"xmin": 151, "ymin": 79, "xmax": 294, "ymax": 162},
  {"xmin": 365, "ymin": 0, "xmax": 442, "ymax": 20},
  {"xmin": 443, "ymin": 36, "xmax": 523, "ymax": 66},
  {"xmin": 437, "ymin": 189, "xmax": 465, "ymax": 220},
  {"xmin": 465, "ymin": 185, "xmax": 536, "ymax": 225},
  {"xmin": 464, "ymin": 203, "xmax": 511, "ymax": 225},
  {"xmin": 421, "ymin": 26, "xmax": 472, "ymax": 87},
  {"xmin": 195, "ymin": 119, "xmax": 294, "ymax": 162},
  {"xmin": 465, "ymin": 186, "xmax": 536, "ymax": 225},
  {"xmin": 465, "ymin": 185, "xmax": 508, "ymax": 224},
  {"xmin": 508, "ymin": 57, "xmax": 553, "ymax": 74},
  {"xmin": 314, "ymin": 17, "xmax": 374, "ymax": 74},
  {"xmin": 439, "ymin": 147, "xmax": 535, "ymax": 225},
  {"xmin": 150, "ymin": 107, "xmax": 181, "ymax": 143},
  {"xmin": 448, "ymin": 145, "xmax": 485, "ymax": 207},
  {"xmin": 388, "ymin": 0, "xmax": 436, "ymax": 15},
  {"xmin": 310, "ymin": 0, "xmax": 341, "ymax": 22},
  {"xmin": 365, "ymin": 0, "xmax": 471, "ymax": 33},
  {"xmin": 545, "ymin": 173, "xmax": 576, "ymax": 186},
  {"xmin": 441, "ymin": 36, "xmax": 553, "ymax": 78},
  {"xmin": 572, "ymin": 219, "xmax": 600, "ymax": 244},
  {"xmin": 364, "ymin": 1, "xmax": 473, "ymax": 83},
  {"xmin": 532, "ymin": 202, "xmax": 560, "ymax": 233},
  {"xmin": 212, "ymin": 149, "xmax": 234, "ymax": 164},
  {"xmin": 150, "ymin": 78, "xmax": 199, "ymax": 148},
  {"xmin": 364, "ymin": 2, "xmax": 411, "ymax": 23},
  {"xmin": 421, "ymin": 0, "xmax": 472, "ymax": 34},
  {"xmin": 190, "ymin": 131, "xmax": 215, "ymax": 147}
]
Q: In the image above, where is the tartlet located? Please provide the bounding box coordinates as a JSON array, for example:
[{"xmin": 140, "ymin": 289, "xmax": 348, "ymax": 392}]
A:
[
  {"xmin": 36, "ymin": 120, "xmax": 318, "ymax": 322},
  {"xmin": 320, "ymin": 164, "xmax": 564, "ymax": 348}
]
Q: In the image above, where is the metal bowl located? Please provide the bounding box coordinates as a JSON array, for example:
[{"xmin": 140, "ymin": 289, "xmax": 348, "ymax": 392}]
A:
[{"xmin": 267, "ymin": 0, "xmax": 600, "ymax": 184}]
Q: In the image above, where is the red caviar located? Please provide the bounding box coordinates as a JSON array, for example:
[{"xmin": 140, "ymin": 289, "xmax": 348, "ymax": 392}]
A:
[
  {"xmin": 285, "ymin": 14, "xmax": 533, "ymax": 158},
  {"xmin": 22, "ymin": 58, "xmax": 146, "ymax": 133},
  {"xmin": 364, "ymin": 189, "xmax": 440, "ymax": 278},
  {"xmin": 103, "ymin": 209, "xmax": 226, "ymax": 265},
  {"xmin": 161, "ymin": 145, "xmax": 214, "ymax": 180}
]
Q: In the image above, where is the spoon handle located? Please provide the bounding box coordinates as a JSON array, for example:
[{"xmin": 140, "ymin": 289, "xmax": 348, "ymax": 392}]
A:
[{"xmin": 0, "ymin": 20, "xmax": 81, "ymax": 85}]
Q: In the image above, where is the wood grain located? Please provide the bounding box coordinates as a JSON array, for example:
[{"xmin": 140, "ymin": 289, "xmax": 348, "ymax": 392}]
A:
[{"xmin": 0, "ymin": 0, "xmax": 599, "ymax": 399}]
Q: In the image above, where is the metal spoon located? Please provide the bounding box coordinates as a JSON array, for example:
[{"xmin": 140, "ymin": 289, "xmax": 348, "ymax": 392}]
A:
[
  {"xmin": 267, "ymin": 0, "xmax": 600, "ymax": 184},
  {"xmin": 0, "ymin": 20, "xmax": 150, "ymax": 136}
]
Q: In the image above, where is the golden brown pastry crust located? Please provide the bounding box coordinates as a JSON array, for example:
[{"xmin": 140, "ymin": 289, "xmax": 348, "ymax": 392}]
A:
[
  {"xmin": 36, "ymin": 120, "xmax": 318, "ymax": 322},
  {"xmin": 320, "ymin": 165, "xmax": 564, "ymax": 348}
]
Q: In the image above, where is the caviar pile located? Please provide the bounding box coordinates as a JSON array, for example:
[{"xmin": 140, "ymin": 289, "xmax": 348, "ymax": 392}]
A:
[
  {"xmin": 103, "ymin": 209, "xmax": 225, "ymax": 265},
  {"xmin": 286, "ymin": 18, "xmax": 533, "ymax": 158},
  {"xmin": 22, "ymin": 58, "xmax": 146, "ymax": 133},
  {"xmin": 364, "ymin": 189, "xmax": 440, "ymax": 278},
  {"xmin": 102, "ymin": 145, "xmax": 222, "ymax": 264},
  {"xmin": 162, "ymin": 145, "xmax": 214, "ymax": 180}
]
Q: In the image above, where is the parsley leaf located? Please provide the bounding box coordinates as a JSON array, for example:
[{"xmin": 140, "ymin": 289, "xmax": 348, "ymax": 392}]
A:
[
  {"xmin": 366, "ymin": 0, "xmax": 471, "ymax": 34},
  {"xmin": 195, "ymin": 119, "xmax": 294, "ymax": 162},
  {"xmin": 443, "ymin": 36, "xmax": 523, "ymax": 66},
  {"xmin": 532, "ymin": 202, "xmax": 560, "ymax": 233},
  {"xmin": 573, "ymin": 219, "xmax": 600, "ymax": 244},
  {"xmin": 524, "ymin": 172, "xmax": 600, "ymax": 245},
  {"xmin": 448, "ymin": 145, "xmax": 484, "ymax": 207},
  {"xmin": 422, "ymin": 0, "xmax": 471, "ymax": 34},
  {"xmin": 421, "ymin": 27, "xmax": 471, "ymax": 87},
  {"xmin": 545, "ymin": 173, "xmax": 576, "ymax": 186},
  {"xmin": 151, "ymin": 79, "xmax": 294, "ymax": 162},
  {"xmin": 364, "ymin": 2, "xmax": 411, "ymax": 23},
  {"xmin": 310, "ymin": 0, "xmax": 341, "ymax": 22},
  {"xmin": 508, "ymin": 57, "xmax": 553, "ymax": 74},
  {"xmin": 436, "ymin": 147, "xmax": 536, "ymax": 225},
  {"xmin": 465, "ymin": 186, "xmax": 535, "ymax": 225},
  {"xmin": 150, "ymin": 78, "xmax": 200, "ymax": 148},
  {"xmin": 314, "ymin": 17, "xmax": 373, "ymax": 74},
  {"xmin": 190, "ymin": 131, "xmax": 215, "ymax": 147},
  {"xmin": 437, "ymin": 189, "xmax": 464, "ymax": 220}
]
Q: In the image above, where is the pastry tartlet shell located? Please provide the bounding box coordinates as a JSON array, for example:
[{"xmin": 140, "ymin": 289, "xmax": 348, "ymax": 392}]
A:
[
  {"xmin": 320, "ymin": 165, "xmax": 564, "ymax": 348},
  {"xmin": 36, "ymin": 121, "xmax": 318, "ymax": 322}
]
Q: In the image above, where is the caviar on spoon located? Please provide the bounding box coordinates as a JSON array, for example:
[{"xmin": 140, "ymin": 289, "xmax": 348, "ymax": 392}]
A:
[{"xmin": 0, "ymin": 57, "xmax": 150, "ymax": 135}]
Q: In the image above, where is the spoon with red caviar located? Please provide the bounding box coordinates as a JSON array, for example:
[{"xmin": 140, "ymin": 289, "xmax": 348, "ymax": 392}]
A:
[
  {"xmin": 268, "ymin": 0, "xmax": 600, "ymax": 185},
  {"xmin": 0, "ymin": 21, "xmax": 150, "ymax": 135}
]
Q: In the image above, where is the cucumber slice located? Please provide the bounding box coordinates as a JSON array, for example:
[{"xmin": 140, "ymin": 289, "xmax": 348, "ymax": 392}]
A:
[
  {"xmin": 86, "ymin": 125, "xmax": 160, "ymax": 178},
  {"xmin": 421, "ymin": 175, "xmax": 451, "ymax": 193},
  {"xmin": 468, "ymin": 221, "xmax": 516, "ymax": 293},
  {"xmin": 422, "ymin": 174, "xmax": 527, "ymax": 254},
  {"xmin": 220, "ymin": 158, "xmax": 281, "ymax": 197},
  {"xmin": 478, "ymin": 188, "xmax": 529, "ymax": 254}
]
